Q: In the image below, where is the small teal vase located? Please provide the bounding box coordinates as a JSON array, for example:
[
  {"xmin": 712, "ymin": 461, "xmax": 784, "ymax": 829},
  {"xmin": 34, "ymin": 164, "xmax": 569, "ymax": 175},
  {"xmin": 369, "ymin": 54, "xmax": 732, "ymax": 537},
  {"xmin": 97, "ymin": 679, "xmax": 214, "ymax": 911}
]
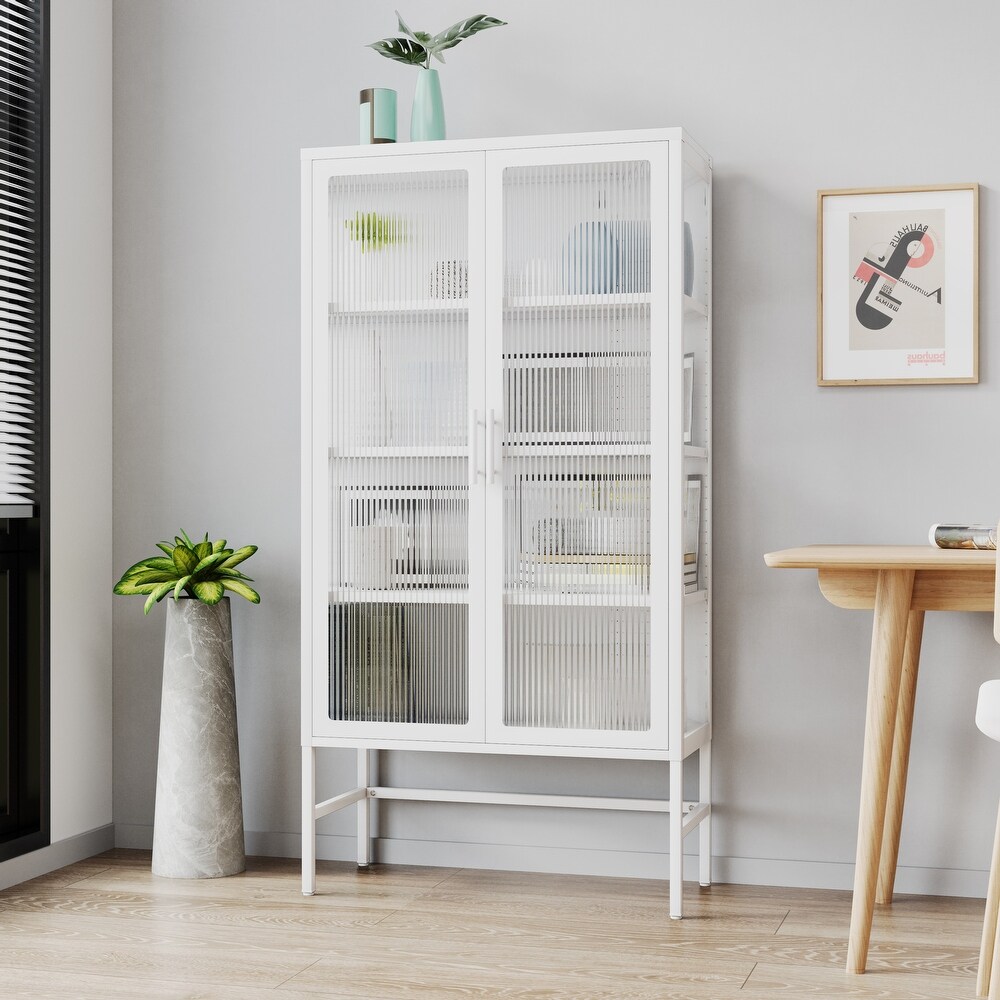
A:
[{"xmin": 410, "ymin": 68, "xmax": 445, "ymax": 141}]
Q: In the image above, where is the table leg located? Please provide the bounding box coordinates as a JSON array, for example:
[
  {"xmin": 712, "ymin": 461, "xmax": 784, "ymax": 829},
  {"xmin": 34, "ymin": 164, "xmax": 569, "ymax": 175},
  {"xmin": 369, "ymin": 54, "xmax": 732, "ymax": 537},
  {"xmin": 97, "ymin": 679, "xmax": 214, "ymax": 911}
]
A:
[
  {"xmin": 977, "ymin": 800, "xmax": 1000, "ymax": 998},
  {"xmin": 876, "ymin": 609, "xmax": 925, "ymax": 905},
  {"xmin": 846, "ymin": 568, "xmax": 914, "ymax": 975},
  {"xmin": 989, "ymin": 915, "xmax": 1000, "ymax": 1000}
]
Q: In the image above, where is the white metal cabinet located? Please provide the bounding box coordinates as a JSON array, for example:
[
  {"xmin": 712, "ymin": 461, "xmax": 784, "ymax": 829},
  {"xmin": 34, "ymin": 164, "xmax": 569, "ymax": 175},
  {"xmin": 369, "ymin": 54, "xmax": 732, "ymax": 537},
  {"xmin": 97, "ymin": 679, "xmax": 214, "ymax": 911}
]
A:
[{"xmin": 301, "ymin": 129, "xmax": 712, "ymax": 918}]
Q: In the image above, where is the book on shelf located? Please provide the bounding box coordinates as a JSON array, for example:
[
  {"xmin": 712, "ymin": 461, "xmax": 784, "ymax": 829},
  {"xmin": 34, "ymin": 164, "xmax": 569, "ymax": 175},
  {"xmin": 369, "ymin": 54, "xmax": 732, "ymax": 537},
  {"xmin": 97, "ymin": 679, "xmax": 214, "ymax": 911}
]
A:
[
  {"xmin": 683, "ymin": 476, "xmax": 702, "ymax": 590},
  {"xmin": 528, "ymin": 553, "xmax": 648, "ymax": 565},
  {"xmin": 682, "ymin": 353, "xmax": 694, "ymax": 445},
  {"xmin": 929, "ymin": 523, "xmax": 997, "ymax": 550},
  {"xmin": 516, "ymin": 555, "xmax": 648, "ymax": 593}
]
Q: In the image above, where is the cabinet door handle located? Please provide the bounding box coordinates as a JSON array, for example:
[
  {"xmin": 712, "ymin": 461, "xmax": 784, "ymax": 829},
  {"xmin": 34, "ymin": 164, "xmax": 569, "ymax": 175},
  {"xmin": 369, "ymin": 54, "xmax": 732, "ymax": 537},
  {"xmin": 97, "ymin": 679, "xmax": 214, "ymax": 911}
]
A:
[
  {"xmin": 471, "ymin": 410, "xmax": 488, "ymax": 485},
  {"xmin": 488, "ymin": 409, "xmax": 498, "ymax": 484}
]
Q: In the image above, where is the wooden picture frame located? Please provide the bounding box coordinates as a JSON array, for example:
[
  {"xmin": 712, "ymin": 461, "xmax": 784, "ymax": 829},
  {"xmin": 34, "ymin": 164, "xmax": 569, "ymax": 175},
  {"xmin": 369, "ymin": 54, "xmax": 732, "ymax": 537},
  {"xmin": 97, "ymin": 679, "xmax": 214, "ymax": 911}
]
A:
[{"xmin": 817, "ymin": 183, "xmax": 978, "ymax": 386}]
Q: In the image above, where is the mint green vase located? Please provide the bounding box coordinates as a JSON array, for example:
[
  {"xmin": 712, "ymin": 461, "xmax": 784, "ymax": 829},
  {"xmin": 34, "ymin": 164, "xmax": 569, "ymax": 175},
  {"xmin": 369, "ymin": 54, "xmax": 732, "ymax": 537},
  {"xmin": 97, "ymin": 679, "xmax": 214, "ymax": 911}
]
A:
[{"xmin": 410, "ymin": 68, "xmax": 445, "ymax": 141}]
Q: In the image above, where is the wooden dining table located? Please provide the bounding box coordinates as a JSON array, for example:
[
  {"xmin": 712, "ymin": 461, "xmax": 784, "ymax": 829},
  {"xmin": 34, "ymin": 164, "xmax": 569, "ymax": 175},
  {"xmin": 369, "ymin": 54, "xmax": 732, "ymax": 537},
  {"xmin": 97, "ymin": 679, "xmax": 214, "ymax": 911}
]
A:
[{"xmin": 764, "ymin": 544, "xmax": 997, "ymax": 974}]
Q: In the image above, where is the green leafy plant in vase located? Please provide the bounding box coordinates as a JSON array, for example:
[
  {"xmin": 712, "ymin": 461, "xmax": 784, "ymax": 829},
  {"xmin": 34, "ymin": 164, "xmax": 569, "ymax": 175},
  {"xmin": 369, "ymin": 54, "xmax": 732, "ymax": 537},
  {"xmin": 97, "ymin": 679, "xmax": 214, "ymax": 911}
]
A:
[
  {"xmin": 114, "ymin": 530, "xmax": 259, "ymax": 880},
  {"xmin": 368, "ymin": 10, "xmax": 507, "ymax": 141},
  {"xmin": 114, "ymin": 530, "xmax": 260, "ymax": 614}
]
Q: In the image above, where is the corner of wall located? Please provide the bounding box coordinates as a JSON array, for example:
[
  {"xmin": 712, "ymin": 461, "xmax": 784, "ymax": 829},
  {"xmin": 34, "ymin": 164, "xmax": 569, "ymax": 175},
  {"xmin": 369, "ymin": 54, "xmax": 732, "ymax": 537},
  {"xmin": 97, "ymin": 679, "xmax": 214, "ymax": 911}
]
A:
[{"xmin": 46, "ymin": 0, "xmax": 114, "ymax": 845}]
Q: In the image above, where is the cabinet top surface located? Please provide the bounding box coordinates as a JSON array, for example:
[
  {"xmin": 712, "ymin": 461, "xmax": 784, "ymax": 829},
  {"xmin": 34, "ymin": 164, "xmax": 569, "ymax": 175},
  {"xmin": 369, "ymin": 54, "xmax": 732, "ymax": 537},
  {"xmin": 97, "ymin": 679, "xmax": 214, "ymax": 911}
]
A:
[
  {"xmin": 764, "ymin": 544, "xmax": 997, "ymax": 570},
  {"xmin": 301, "ymin": 127, "xmax": 710, "ymax": 163}
]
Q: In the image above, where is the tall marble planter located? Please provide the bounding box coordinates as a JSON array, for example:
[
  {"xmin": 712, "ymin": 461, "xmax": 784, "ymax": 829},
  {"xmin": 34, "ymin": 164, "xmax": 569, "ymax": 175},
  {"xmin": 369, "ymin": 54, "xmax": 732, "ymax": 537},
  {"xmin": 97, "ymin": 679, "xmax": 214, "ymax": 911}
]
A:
[{"xmin": 152, "ymin": 597, "xmax": 246, "ymax": 878}]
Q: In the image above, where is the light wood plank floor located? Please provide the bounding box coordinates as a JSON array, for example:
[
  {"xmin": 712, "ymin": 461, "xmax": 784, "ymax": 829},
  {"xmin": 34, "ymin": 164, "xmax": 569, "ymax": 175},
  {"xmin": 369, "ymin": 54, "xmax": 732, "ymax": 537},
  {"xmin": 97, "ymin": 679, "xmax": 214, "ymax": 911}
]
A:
[{"xmin": 0, "ymin": 850, "xmax": 987, "ymax": 999}]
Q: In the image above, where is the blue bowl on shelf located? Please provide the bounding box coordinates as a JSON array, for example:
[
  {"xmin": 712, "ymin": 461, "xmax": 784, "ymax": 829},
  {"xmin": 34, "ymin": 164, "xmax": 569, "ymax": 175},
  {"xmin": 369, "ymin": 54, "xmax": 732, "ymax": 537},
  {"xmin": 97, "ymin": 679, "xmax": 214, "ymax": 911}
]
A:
[
  {"xmin": 615, "ymin": 220, "xmax": 650, "ymax": 294},
  {"xmin": 563, "ymin": 221, "xmax": 619, "ymax": 294},
  {"xmin": 563, "ymin": 221, "xmax": 651, "ymax": 294}
]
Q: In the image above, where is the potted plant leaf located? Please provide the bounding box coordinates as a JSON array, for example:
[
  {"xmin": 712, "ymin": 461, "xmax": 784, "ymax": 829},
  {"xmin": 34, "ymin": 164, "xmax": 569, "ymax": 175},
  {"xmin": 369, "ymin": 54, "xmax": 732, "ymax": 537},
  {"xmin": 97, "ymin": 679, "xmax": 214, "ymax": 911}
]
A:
[
  {"xmin": 114, "ymin": 531, "xmax": 259, "ymax": 878},
  {"xmin": 368, "ymin": 10, "xmax": 507, "ymax": 140},
  {"xmin": 344, "ymin": 211, "xmax": 404, "ymax": 253}
]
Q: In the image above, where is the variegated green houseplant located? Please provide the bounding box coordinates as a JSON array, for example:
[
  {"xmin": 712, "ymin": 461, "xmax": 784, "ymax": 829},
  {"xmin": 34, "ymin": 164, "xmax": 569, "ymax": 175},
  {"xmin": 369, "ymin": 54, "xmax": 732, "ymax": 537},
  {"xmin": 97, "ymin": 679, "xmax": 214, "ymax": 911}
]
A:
[
  {"xmin": 368, "ymin": 10, "xmax": 507, "ymax": 70},
  {"xmin": 114, "ymin": 530, "xmax": 260, "ymax": 614},
  {"xmin": 368, "ymin": 10, "xmax": 507, "ymax": 141}
]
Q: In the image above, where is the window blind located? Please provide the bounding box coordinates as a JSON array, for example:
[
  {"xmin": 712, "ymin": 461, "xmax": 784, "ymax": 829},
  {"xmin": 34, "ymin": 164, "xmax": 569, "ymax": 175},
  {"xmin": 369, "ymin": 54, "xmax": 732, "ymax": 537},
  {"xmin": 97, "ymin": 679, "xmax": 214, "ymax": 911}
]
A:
[{"xmin": 0, "ymin": 0, "xmax": 43, "ymax": 516}]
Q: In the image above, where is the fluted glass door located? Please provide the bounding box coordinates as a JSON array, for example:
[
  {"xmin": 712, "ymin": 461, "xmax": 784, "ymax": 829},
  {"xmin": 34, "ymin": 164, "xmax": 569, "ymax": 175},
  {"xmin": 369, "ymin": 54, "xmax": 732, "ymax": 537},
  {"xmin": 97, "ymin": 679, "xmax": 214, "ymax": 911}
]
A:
[
  {"xmin": 485, "ymin": 146, "xmax": 669, "ymax": 749},
  {"xmin": 315, "ymin": 155, "xmax": 484, "ymax": 740}
]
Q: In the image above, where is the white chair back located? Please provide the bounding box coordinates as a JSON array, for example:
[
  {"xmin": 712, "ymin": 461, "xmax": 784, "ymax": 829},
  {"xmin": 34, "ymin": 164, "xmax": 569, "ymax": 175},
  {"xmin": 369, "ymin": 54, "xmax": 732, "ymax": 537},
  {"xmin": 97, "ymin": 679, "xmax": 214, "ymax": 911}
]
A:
[{"xmin": 978, "ymin": 680, "xmax": 1000, "ymax": 744}]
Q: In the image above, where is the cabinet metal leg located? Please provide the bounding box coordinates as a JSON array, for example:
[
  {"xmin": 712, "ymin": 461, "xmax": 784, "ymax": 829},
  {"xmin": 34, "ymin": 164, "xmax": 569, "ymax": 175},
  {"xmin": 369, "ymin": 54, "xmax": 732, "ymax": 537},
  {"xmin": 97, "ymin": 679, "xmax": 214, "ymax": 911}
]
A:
[
  {"xmin": 699, "ymin": 743, "xmax": 712, "ymax": 887},
  {"xmin": 302, "ymin": 746, "xmax": 316, "ymax": 895},
  {"xmin": 370, "ymin": 749, "xmax": 379, "ymax": 858},
  {"xmin": 357, "ymin": 748, "xmax": 372, "ymax": 867},
  {"xmin": 669, "ymin": 758, "xmax": 684, "ymax": 919}
]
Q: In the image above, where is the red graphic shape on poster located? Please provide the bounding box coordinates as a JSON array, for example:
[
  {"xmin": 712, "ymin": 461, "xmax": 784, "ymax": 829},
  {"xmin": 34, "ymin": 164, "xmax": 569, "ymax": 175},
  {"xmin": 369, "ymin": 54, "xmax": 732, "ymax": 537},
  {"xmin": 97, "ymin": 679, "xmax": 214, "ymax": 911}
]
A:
[{"xmin": 906, "ymin": 232, "xmax": 935, "ymax": 268}]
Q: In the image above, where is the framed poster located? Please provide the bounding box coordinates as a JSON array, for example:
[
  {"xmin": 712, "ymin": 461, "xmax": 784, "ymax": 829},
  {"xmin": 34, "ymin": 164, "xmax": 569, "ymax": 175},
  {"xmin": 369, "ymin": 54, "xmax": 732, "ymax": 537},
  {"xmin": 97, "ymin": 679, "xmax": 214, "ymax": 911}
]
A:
[{"xmin": 817, "ymin": 184, "xmax": 978, "ymax": 385}]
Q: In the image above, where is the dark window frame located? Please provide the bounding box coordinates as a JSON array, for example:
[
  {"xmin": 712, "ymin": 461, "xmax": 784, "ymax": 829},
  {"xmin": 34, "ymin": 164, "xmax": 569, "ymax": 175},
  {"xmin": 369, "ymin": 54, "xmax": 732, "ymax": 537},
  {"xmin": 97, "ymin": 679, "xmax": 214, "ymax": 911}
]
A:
[{"xmin": 0, "ymin": 0, "xmax": 50, "ymax": 863}]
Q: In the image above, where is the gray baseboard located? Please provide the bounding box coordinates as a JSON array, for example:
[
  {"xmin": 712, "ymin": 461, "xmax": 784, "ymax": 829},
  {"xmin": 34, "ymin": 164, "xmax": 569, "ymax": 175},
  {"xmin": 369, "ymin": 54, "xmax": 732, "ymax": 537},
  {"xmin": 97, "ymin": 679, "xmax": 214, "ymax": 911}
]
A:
[
  {"xmin": 113, "ymin": 822, "xmax": 155, "ymax": 850},
  {"xmin": 113, "ymin": 823, "xmax": 990, "ymax": 899},
  {"xmin": 0, "ymin": 825, "xmax": 115, "ymax": 891},
  {"xmin": 713, "ymin": 855, "xmax": 989, "ymax": 899}
]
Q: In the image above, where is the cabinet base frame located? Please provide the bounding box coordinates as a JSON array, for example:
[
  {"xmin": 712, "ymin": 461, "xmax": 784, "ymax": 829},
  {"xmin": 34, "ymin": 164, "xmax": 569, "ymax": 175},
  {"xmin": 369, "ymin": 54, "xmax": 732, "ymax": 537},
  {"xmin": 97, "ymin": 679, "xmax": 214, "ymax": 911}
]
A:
[{"xmin": 301, "ymin": 745, "xmax": 712, "ymax": 917}]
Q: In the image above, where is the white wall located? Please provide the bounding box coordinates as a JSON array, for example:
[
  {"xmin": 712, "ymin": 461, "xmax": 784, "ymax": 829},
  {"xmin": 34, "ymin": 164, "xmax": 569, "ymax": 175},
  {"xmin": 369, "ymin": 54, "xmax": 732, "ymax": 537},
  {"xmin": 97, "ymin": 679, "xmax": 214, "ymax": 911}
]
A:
[
  {"xmin": 112, "ymin": 0, "xmax": 1000, "ymax": 895},
  {"xmin": 0, "ymin": 0, "xmax": 114, "ymax": 890},
  {"xmin": 49, "ymin": 0, "xmax": 114, "ymax": 846}
]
